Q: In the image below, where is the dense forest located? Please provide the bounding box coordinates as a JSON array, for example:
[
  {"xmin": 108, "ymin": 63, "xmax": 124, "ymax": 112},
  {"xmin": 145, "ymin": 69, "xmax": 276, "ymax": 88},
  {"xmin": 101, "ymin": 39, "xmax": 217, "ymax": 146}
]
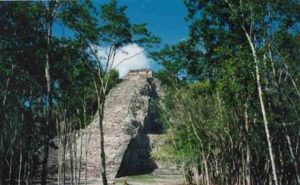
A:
[{"xmin": 0, "ymin": 0, "xmax": 299, "ymax": 185}]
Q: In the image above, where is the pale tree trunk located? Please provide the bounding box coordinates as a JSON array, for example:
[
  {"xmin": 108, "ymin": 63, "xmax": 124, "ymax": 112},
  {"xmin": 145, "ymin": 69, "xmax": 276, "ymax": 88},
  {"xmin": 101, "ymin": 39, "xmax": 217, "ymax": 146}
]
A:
[
  {"xmin": 224, "ymin": 1, "xmax": 279, "ymax": 183},
  {"xmin": 268, "ymin": 45, "xmax": 300, "ymax": 183},
  {"xmin": 81, "ymin": 99, "xmax": 90, "ymax": 185},
  {"xmin": 56, "ymin": 118, "xmax": 61, "ymax": 185},
  {"xmin": 244, "ymin": 102, "xmax": 251, "ymax": 185},
  {"xmin": 77, "ymin": 128, "xmax": 84, "ymax": 185},
  {"xmin": 282, "ymin": 122, "xmax": 300, "ymax": 184},
  {"xmin": 57, "ymin": 112, "xmax": 67, "ymax": 185},
  {"xmin": 72, "ymin": 128, "xmax": 83, "ymax": 185},
  {"xmin": 203, "ymin": 158, "xmax": 210, "ymax": 185},
  {"xmin": 18, "ymin": 91, "xmax": 25, "ymax": 185},
  {"xmin": 9, "ymin": 123, "xmax": 18, "ymax": 185},
  {"xmin": 73, "ymin": 131, "xmax": 77, "ymax": 185},
  {"xmin": 41, "ymin": 1, "xmax": 64, "ymax": 183},
  {"xmin": 41, "ymin": 17, "xmax": 53, "ymax": 185},
  {"xmin": 192, "ymin": 166, "xmax": 200, "ymax": 185},
  {"xmin": 2, "ymin": 63, "xmax": 14, "ymax": 107},
  {"xmin": 241, "ymin": 151, "xmax": 245, "ymax": 185},
  {"xmin": 63, "ymin": 112, "xmax": 68, "ymax": 185},
  {"xmin": 284, "ymin": 64, "xmax": 300, "ymax": 97},
  {"xmin": 24, "ymin": 162, "xmax": 29, "ymax": 185},
  {"xmin": 69, "ymin": 133, "xmax": 74, "ymax": 185},
  {"xmin": 274, "ymin": 48, "xmax": 300, "ymax": 97},
  {"xmin": 278, "ymin": 148, "xmax": 283, "ymax": 185},
  {"xmin": 84, "ymin": 118, "xmax": 93, "ymax": 185},
  {"xmin": 18, "ymin": 140, "xmax": 23, "ymax": 185},
  {"xmin": 9, "ymin": 150, "xmax": 14, "ymax": 185},
  {"xmin": 243, "ymin": 31, "xmax": 278, "ymax": 185},
  {"xmin": 0, "ymin": 63, "xmax": 15, "ymax": 185},
  {"xmin": 83, "ymin": 105, "xmax": 91, "ymax": 185}
]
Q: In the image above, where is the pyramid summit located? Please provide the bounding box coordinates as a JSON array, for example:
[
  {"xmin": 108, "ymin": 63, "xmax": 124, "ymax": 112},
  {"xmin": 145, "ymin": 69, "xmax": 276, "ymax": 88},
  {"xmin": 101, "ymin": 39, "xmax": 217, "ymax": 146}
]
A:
[{"xmin": 123, "ymin": 69, "xmax": 153, "ymax": 79}]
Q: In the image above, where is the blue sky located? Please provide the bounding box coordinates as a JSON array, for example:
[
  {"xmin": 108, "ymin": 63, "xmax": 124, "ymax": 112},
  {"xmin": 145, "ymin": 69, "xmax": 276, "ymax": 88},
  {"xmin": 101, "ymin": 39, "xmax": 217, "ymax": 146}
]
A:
[
  {"xmin": 54, "ymin": 0, "xmax": 188, "ymax": 45},
  {"xmin": 107, "ymin": 0, "xmax": 189, "ymax": 45},
  {"xmin": 111, "ymin": 0, "xmax": 189, "ymax": 72},
  {"xmin": 54, "ymin": 0, "xmax": 189, "ymax": 74}
]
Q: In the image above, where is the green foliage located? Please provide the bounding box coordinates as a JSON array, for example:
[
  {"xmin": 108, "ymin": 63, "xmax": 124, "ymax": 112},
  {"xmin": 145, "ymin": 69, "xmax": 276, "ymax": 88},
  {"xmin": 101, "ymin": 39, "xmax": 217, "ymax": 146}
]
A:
[
  {"xmin": 104, "ymin": 69, "xmax": 120, "ymax": 94},
  {"xmin": 0, "ymin": 0, "xmax": 159, "ymax": 183},
  {"xmin": 100, "ymin": 0, "xmax": 132, "ymax": 47},
  {"xmin": 154, "ymin": 0, "xmax": 300, "ymax": 184}
]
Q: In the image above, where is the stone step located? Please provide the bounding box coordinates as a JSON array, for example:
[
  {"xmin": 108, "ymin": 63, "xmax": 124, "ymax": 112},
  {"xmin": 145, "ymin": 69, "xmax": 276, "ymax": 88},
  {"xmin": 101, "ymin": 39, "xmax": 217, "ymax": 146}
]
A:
[{"xmin": 33, "ymin": 76, "xmax": 180, "ymax": 183}]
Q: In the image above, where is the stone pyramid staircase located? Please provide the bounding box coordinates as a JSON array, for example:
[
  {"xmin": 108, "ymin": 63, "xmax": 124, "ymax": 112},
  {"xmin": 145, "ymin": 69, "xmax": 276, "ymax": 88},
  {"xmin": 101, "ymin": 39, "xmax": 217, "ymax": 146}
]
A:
[
  {"xmin": 33, "ymin": 75, "xmax": 181, "ymax": 184},
  {"xmin": 80, "ymin": 76, "xmax": 158, "ymax": 178}
]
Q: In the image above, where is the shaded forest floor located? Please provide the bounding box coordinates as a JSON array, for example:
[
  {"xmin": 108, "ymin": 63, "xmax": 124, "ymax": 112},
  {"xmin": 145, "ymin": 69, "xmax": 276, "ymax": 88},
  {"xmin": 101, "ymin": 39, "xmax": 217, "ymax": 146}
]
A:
[
  {"xmin": 84, "ymin": 174, "xmax": 184, "ymax": 185},
  {"xmin": 15, "ymin": 174, "xmax": 184, "ymax": 185},
  {"xmin": 114, "ymin": 174, "xmax": 184, "ymax": 185}
]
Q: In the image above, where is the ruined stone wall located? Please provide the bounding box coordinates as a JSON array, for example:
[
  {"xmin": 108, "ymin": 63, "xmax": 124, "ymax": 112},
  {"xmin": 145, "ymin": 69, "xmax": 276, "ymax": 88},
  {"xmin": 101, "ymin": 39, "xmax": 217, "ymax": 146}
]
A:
[{"xmin": 123, "ymin": 69, "xmax": 153, "ymax": 80}]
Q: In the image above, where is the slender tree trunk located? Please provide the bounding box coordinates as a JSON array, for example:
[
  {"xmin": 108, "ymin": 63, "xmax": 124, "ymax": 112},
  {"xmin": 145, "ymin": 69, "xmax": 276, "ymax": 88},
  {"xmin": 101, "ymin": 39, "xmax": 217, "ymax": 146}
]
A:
[
  {"xmin": 0, "ymin": 63, "xmax": 14, "ymax": 185},
  {"xmin": 72, "ymin": 131, "xmax": 77, "ymax": 185},
  {"xmin": 282, "ymin": 122, "xmax": 300, "ymax": 184},
  {"xmin": 9, "ymin": 125, "xmax": 17, "ymax": 185},
  {"xmin": 98, "ymin": 95, "xmax": 108, "ymax": 185},
  {"xmin": 18, "ymin": 140, "xmax": 23, "ymax": 185},
  {"xmin": 224, "ymin": 1, "xmax": 280, "ymax": 183},
  {"xmin": 0, "ymin": 106, "xmax": 4, "ymax": 185},
  {"xmin": 69, "ymin": 134, "xmax": 74, "ymax": 185},
  {"xmin": 57, "ymin": 117, "xmax": 63, "ymax": 185},
  {"xmin": 84, "ymin": 125, "xmax": 91, "ymax": 185},
  {"xmin": 9, "ymin": 150, "xmax": 14, "ymax": 185},
  {"xmin": 84, "ymin": 126, "xmax": 88, "ymax": 185},
  {"xmin": 280, "ymin": 62, "xmax": 300, "ymax": 97},
  {"xmin": 41, "ymin": 16, "xmax": 53, "ymax": 185},
  {"xmin": 63, "ymin": 134, "xmax": 66, "ymax": 185},
  {"xmin": 270, "ymin": 45, "xmax": 300, "ymax": 183},
  {"xmin": 244, "ymin": 102, "xmax": 251, "ymax": 185},
  {"xmin": 23, "ymin": 162, "xmax": 29, "ymax": 185},
  {"xmin": 82, "ymin": 100, "xmax": 89, "ymax": 185},
  {"xmin": 73, "ymin": 130, "xmax": 78, "ymax": 185},
  {"xmin": 243, "ymin": 30, "xmax": 279, "ymax": 185},
  {"xmin": 2, "ymin": 63, "xmax": 14, "ymax": 107},
  {"xmin": 204, "ymin": 158, "xmax": 210, "ymax": 185},
  {"xmin": 78, "ymin": 128, "xmax": 83, "ymax": 185}
]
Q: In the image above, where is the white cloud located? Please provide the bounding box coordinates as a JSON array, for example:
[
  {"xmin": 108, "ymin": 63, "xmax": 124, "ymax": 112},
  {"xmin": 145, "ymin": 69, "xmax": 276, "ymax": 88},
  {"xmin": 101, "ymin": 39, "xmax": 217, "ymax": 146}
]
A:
[{"xmin": 96, "ymin": 44, "xmax": 151, "ymax": 78}]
